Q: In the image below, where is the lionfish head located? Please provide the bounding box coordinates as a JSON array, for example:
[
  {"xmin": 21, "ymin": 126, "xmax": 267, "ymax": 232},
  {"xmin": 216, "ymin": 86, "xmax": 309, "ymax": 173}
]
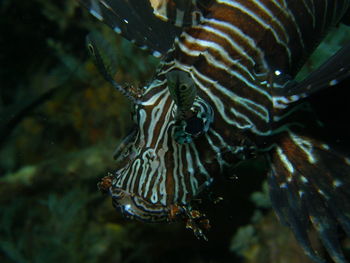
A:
[{"xmin": 102, "ymin": 69, "xmax": 219, "ymax": 224}]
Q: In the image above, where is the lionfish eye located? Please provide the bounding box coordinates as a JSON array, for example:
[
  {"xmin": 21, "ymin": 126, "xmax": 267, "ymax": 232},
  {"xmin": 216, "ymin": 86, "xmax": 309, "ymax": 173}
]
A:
[
  {"xmin": 184, "ymin": 115, "xmax": 204, "ymax": 136},
  {"xmin": 173, "ymin": 97, "xmax": 214, "ymax": 144}
]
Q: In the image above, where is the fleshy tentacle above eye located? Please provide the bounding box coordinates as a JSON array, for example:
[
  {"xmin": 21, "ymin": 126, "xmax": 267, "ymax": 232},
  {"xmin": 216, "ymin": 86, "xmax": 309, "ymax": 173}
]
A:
[
  {"xmin": 166, "ymin": 70, "xmax": 214, "ymax": 144},
  {"xmin": 86, "ymin": 34, "xmax": 141, "ymax": 104},
  {"xmin": 166, "ymin": 69, "xmax": 197, "ymax": 119}
]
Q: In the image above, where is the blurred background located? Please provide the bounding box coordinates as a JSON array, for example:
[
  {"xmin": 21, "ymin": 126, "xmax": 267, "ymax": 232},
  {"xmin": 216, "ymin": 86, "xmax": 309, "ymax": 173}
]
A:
[{"xmin": 0, "ymin": 1, "xmax": 350, "ymax": 262}]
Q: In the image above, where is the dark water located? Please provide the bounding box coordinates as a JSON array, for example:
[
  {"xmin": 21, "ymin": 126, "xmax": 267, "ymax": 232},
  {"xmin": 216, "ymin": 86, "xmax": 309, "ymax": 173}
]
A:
[{"xmin": 1, "ymin": 1, "xmax": 350, "ymax": 263}]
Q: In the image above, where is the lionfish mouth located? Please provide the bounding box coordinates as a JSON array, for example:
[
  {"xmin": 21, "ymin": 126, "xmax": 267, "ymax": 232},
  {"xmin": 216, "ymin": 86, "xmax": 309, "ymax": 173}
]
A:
[
  {"xmin": 98, "ymin": 174, "xmax": 211, "ymax": 239},
  {"xmin": 111, "ymin": 188, "xmax": 171, "ymax": 222},
  {"xmin": 97, "ymin": 173, "xmax": 170, "ymax": 222}
]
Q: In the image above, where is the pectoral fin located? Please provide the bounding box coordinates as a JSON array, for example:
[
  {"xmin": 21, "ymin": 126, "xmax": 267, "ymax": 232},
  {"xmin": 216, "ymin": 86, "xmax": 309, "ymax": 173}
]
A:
[
  {"xmin": 268, "ymin": 131, "xmax": 350, "ymax": 263},
  {"xmin": 272, "ymin": 41, "xmax": 350, "ymax": 109},
  {"xmin": 78, "ymin": 0, "xmax": 182, "ymax": 57}
]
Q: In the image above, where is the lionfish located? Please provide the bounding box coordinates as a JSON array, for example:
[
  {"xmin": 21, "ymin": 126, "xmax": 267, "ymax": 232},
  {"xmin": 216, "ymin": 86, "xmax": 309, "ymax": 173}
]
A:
[{"xmin": 78, "ymin": 0, "xmax": 350, "ymax": 262}]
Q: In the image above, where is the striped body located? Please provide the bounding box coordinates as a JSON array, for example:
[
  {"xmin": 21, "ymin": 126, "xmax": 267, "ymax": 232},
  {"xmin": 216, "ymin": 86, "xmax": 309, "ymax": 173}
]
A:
[
  {"xmin": 80, "ymin": 0, "xmax": 350, "ymax": 261},
  {"xmin": 109, "ymin": 0, "xmax": 349, "ymax": 220}
]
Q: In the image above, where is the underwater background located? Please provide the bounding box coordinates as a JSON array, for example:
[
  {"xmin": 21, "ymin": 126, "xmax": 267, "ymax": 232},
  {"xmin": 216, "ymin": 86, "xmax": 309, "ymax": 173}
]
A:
[{"xmin": 1, "ymin": 1, "xmax": 350, "ymax": 262}]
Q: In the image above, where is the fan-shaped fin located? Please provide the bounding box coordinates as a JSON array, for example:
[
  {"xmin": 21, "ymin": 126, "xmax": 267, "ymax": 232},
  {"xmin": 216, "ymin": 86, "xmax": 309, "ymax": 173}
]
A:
[
  {"xmin": 272, "ymin": 41, "xmax": 350, "ymax": 110},
  {"xmin": 78, "ymin": 0, "xmax": 183, "ymax": 57},
  {"xmin": 149, "ymin": 0, "xmax": 212, "ymax": 27},
  {"xmin": 268, "ymin": 131, "xmax": 350, "ymax": 263}
]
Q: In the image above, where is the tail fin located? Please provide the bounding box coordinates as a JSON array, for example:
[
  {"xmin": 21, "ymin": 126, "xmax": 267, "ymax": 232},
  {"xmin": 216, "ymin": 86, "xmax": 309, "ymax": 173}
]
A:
[{"xmin": 268, "ymin": 131, "xmax": 350, "ymax": 263}]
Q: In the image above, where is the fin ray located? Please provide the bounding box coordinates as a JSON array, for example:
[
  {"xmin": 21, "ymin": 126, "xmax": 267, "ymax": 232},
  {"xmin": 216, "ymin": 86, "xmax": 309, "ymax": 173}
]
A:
[
  {"xmin": 268, "ymin": 169, "xmax": 326, "ymax": 263},
  {"xmin": 149, "ymin": 0, "xmax": 213, "ymax": 27},
  {"xmin": 268, "ymin": 131, "xmax": 350, "ymax": 262},
  {"xmin": 78, "ymin": 0, "xmax": 182, "ymax": 56},
  {"xmin": 272, "ymin": 41, "xmax": 350, "ymax": 109}
]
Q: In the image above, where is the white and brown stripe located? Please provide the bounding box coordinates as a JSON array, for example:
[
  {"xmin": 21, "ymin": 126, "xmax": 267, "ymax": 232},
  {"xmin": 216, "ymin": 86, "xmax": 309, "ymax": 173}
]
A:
[{"xmin": 81, "ymin": 0, "xmax": 350, "ymax": 218}]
